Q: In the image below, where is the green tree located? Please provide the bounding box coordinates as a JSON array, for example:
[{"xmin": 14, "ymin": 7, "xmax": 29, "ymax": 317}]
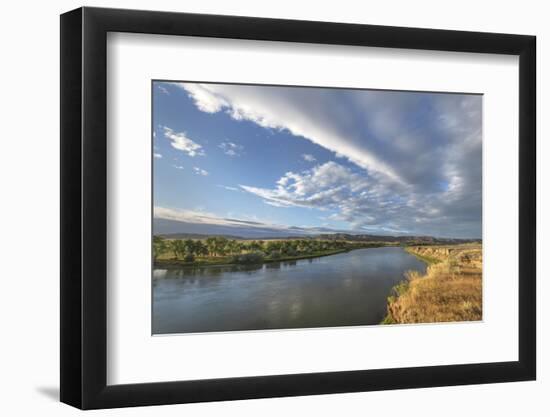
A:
[
  {"xmin": 205, "ymin": 237, "xmax": 217, "ymax": 256},
  {"xmin": 297, "ymin": 240, "xmax": 311, "ymax": 253},
  {"xmin": 152, "ymin": 236, "xmax": 167, "ymax": 261},
  {"xmin": 225, "ymin": 240, "xmax": 234, "ymax": 255},
  {"xmin": 280, "ymin": 240, "xmax": 298, "ymax": 256},
  {"xmin": 182, "ymin": 239, "xmax": 196, "ymax": 256},
  {"xmin": 169, "ymin": 240, "xmax": 185, "ymax": 259},
  {"xmin": 214, "ymin": 237, "xmax": 229, "ymax": 256},
  {"xmin": 265, "ymin": 240, "xmax": 282, "ymax": 253},
  {"xmin": 248, "ymin": 240, "xmax": 262, "ymax": 252},
  {"xmin": 194, "ymin": 240, "xmax": 208, "ymax": 256}
]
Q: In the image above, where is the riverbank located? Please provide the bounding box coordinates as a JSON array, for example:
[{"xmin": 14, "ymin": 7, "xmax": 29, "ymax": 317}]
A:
[
  {"xmin": 153, "ymin": 235, "xmax": 400, "ymax": 269},
  {"xmin": 154, "ymin": 245, "xmax": 428, "ymax": 333},
  {"xmin": 155, "ymin": 247, "xmax": 359, "ymax": 269},
  {"xmin": 382, "ymin": 243, "xmax": 482, "ymax": 324}
]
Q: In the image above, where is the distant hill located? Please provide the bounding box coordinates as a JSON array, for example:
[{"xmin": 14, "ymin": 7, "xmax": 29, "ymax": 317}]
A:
[
  {"xmin": 154, "ymin": 218, "xmax": 480, "ymax": 243},
  {"xmin": 315, "ymin": 233, "xmax": 479, "ymax": 244}
]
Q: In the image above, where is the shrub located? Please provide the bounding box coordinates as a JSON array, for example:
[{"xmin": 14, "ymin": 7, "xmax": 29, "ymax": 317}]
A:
[
  {"xmin": 183, "ymin": 253, "xmax": 195, "ymax": 262},
  {"xmin": 405, "ymin": 270, "xmax": 421, "ymax": 281},
  {"xmin": 392, "ymin": 281, "xmax": 409, "ymax": 296},
  {"xmin": 232, "ymin": 252, "xmax": 265, "ymax": 264}
]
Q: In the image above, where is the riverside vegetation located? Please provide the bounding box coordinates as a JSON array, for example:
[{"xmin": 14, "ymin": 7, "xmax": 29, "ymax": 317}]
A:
[
  {"xmin": 153, "ymin": 235, "xmax": 396, "ymax": 267},
  {"xmin": 382, "ymin": 243, "xmax": 482, "ymax": 324},
  {"xmin": 154, "ymin": 235, "xmax": 482, "ymax": 325}
]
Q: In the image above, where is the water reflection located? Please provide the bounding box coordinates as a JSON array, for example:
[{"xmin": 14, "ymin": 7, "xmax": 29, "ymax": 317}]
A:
[
  {"xmin": 153, "ymin": 247, "xmax": 427, "ymax": 334},
  {"xmin": 153, "ymin": 269, "xmax": 167, "ymax": 279}
]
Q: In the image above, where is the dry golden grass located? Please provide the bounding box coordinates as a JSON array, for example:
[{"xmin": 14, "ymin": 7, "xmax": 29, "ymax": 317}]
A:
[{"xmin": 384, "ymin": 244, "xmax": 482, "ymax": 324}]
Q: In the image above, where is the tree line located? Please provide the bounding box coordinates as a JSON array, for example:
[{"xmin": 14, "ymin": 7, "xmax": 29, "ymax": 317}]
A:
[{"xmin": 153, "ymin": 236, "xmax": 353, "ymax": 263}]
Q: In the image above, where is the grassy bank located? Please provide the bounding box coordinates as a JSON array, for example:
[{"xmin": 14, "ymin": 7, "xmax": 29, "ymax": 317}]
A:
[
  {"xmin": 404, "ymin": 247, "xmax": 441, "ymax": 265},
  {"xmin": 382, "ymin": 243, "xmax": 482, "ymax": 324}
]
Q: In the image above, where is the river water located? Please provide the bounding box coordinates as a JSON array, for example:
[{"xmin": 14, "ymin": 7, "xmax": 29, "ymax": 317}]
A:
[{"xmin": 152, "ymin": 246, "xmax": 427, "ymax": 334}]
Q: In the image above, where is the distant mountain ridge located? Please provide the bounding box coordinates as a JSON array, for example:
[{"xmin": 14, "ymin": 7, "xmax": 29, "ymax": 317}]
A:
[
  {"xmin": 154, "ymin": 218, "xmax": 480, "ymax": 243},
  {"xmin": 314, "ymin": 233, "xmax": 478, "ymax": 244}
]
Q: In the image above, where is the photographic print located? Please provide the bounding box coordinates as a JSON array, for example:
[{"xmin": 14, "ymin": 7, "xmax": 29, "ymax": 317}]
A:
[{"xmin": 152, "ymin": 81, "xmax": 482, "ymax": 335}]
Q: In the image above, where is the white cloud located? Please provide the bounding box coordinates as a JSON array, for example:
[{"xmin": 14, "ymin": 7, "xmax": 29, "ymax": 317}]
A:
[
  {"xmin": 240, "ymin": 161, "xmax": 368, "ymax": 210},
  {"xmin": 172, "ymin": 165, "xmax": 184, "ymax": 170},
  {"xmin": 176, "ymin": 82, "xmax": 482, "ymax": 237},
  {"xmin": 218, "ymin": 185, "xmax": 239, "ymax": 191},
  {"xmin": 219, "ymin": 141, "xmax": 244, "ymax": 157},
  {"xmin": 154, "ymin": 206, "xmax": 333, "ymax": 235},
  {"xmin": 154, "ymin": 206, "xmax": 277, "ymax": 229},
  {"xmin": 157, "ymin": 85, "xmax": 170, "ymax": 95},
  {"xmin": 193, "ymin": 167, "xmax": 209, "ymax": 176},
  {"xmin": 155, "ymin": 206, "xmax": 219, "ymax": 224},
  {"xmin": 162, "ymin": 126, "xmax": 204, "ymax": 157},
  {"xmin": 240, "ymin": 159, "xmax": 480, "ymax": 237},
  {"xmin": 302, "ymin": 154, "xmax": 316, "ymax": 162},
  {"xmin": 177, "ymin": 82, "xmax": 403, "ymax": 183},
  {"xmin": 154, "ymin": 153, "xmax": 162, "ymax": 159},
  {"xmin": 179, "ymin": 83, "xmax": 226, "ymax": 113}
]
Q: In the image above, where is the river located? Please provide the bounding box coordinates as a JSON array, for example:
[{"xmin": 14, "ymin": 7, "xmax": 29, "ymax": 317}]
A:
[{"xmin": 152, "ymin": 246, "xmax": 427, "ymax": 334}]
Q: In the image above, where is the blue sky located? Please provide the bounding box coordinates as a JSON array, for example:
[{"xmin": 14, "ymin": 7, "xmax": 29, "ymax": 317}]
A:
[{"xmin": 153, "ymin": 81, "xmax": 482, "ymax": 239}]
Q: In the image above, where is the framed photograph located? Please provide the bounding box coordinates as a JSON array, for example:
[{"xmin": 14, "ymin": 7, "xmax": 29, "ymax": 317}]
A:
[{"xmin": 60, "ymin": 7, "xmax": 536, "ymax": 409}]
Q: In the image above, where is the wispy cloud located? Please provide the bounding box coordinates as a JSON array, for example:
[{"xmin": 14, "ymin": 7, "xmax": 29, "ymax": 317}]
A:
[
  {"xmin": 178, "ymin": 83, "xmax": 227, "ymax": 113},
  {"xmin": 177, "ymin": 83, "xmax": 404, "ymax": 184},
  {"xmin": 154, "ymin": 153, "xmax": 163, "ymax": 159},
  {"xmin": 302, "ymin": 154, "xmax": 316, "ymax": 162},
  {"xmin": 157, "ymin": 85, "xmax": 170, "ymax": 95},
  {"xmin": 240, "ymin": 161, "xmax": 368, "ymax": 211},
  {"xmin": 219, "ymin": 141, "xmax": 244, "ymax": 157},
  {"xmin": 162, "ymin": 126, "xmax": 204, "ymax": 157},
  {"xmin": 241, "ymin": 159, "xmax": 480, "ymax": 238},
  {"xmin": 173, "ymin": 82, "xmax": 482, "ymax": 238},
  {"xmin": 193, "ymin": 167, "xmax": 209, "ymax": 176},
  {"xmin": 154, "ymin": 206, "xmax": 335, "ymax": 235},
  {"xmin": 172, "ymin": 164, "xmax": 184, "ymax": 170},
  {"xmin": 218, "ymin": 185, "xmax": 239, "ymax": 191}
]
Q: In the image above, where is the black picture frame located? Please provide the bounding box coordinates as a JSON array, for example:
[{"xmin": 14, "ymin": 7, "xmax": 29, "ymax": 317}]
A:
[{"xmin": 60, "ymin": 6, "xmax": 536, "ymax": 410}]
